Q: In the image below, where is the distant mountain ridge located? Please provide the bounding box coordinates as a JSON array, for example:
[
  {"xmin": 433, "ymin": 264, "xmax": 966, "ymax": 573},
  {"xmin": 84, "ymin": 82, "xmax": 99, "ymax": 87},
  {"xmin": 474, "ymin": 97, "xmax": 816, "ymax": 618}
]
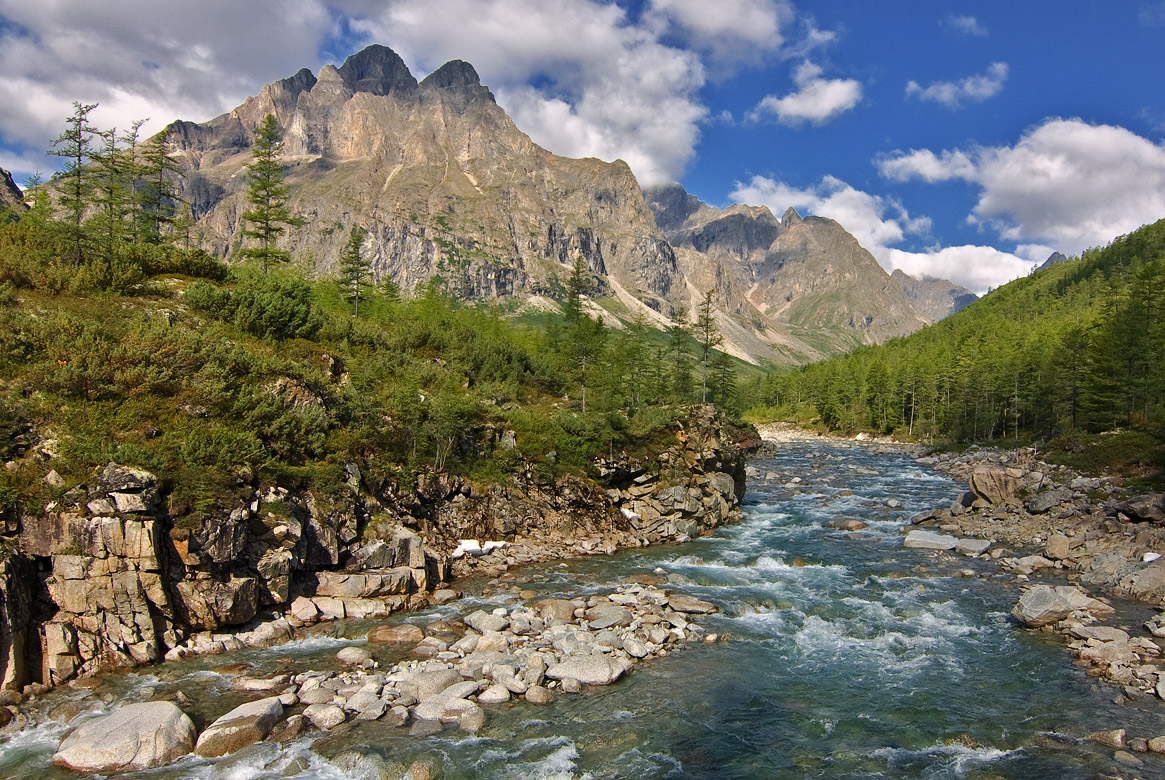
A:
[
  {"xmin": 889, "ymin": 269, "xmax": 977, "ymax": 321},
  {"xmin": 167, "ymin": 44, "xmax": 964, "ymax": 365}
]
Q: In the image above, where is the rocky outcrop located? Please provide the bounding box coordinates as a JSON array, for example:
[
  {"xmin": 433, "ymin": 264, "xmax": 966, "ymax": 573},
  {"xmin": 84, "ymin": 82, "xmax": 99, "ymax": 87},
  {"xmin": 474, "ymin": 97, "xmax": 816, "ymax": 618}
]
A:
[
  {"xmin": 0, "ymin": 168, "xmax": 25, "ymax": 215},
  {"xmin": 1, "ymin": 408, "xmax": 753, "ymax": 689}
]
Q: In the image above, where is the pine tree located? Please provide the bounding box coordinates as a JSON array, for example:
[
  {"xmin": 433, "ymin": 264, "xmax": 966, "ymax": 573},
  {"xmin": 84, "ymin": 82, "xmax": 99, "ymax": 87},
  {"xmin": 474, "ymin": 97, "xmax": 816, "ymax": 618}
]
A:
[
  {"xmin": 668, "ymin": 321, "xmax": 694, "ymax": 403},
  {"xmin": 694, "ymin": 290, "xmax": 724, "ymax": 404},
  {"xmin": 47, "ymin": 101, "xmax": 98, "ymax": 264},
  {"xmin": 90, "ymin": 126, "xmax": 130, "ymax": 255},
  {"xmin": 119, "ymin": 119, "xmax": 147, "ymax": 244},
  {"xmin": 338, "ymin": 225, "xmax": 369, "ymax": 316},
  {"xmin": 241, "ymin": 114, "xmax": 298, "ymax": 271}
]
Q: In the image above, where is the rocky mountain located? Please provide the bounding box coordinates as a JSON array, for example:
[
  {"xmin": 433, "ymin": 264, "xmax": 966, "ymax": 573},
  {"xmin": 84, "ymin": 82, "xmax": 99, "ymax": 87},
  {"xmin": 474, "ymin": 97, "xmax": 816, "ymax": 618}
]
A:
[
  {"xmin": 168, "ymin": 44, "xmax": 949, "ymax": 365},
  {"xmin": 0, "ymin": 168, "xmax": 24, "ymax": 214},
  {"xmin": 1038, "ymin": 251, "xmax": 1069, "ymax": 271},
  {"xmin": 169, "ymin": 44, "xmax": 677, "ymax": 314},
  {"xmin": 889, "ymin": 269, "xmax": 977, "ymax": 321},
  {"xmin": 646, "ymin": 183, "xmax": 931, "ymax": 360}
]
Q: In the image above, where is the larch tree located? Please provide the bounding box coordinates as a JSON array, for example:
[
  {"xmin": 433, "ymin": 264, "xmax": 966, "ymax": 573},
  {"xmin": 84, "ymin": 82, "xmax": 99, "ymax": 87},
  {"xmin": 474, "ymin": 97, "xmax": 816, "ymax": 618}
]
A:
[
  {"xmin": 694, "ymin": 289, "xmax": 724, "ymax": 404},
  {"xmin": 241, "ymin": 114, "xmax": 298, "ymax": 271},
  {"xmin": 48, "ymin": 101, "xmax": 98, "ymax": 264}
]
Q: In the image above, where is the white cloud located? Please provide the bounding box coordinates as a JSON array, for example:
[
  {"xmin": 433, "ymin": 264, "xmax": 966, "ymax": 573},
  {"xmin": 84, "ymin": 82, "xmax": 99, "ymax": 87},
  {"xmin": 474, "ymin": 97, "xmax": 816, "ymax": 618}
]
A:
[
  {"xmin": 878, "ymin": 118, "xmax": 1165, "ymax": 253},
  {"xmin": 348, "ymin": 0, "xmax": 820, "ymax": 185},
  {"xmin": 906, "ymin": 62, "xmax": 1008, "ymax": 109},
  {"xmin": 878, "ymin": 148, "xmax": 977, "ymax": 182},
  {"xmin": 646, "ymin": 0, "xmax": 790, "ymax": 72},
  {"xmin": 730, "ymin": 173, "xmax": 1032, "ymax": 293},
  {"xmin": 748, "ymin": 61, "xmax": 862, "ymax": 126},
  {"xmin": 947, "ymin": 15, "xmax": 987, "ymax": 36},
  {"xmin": 0, "ymin": 0, "xmax": 335, "ymax": 172},
  {"xmin": 885, "ymin": 246, "xmax": 1032, "ymax": 294}
]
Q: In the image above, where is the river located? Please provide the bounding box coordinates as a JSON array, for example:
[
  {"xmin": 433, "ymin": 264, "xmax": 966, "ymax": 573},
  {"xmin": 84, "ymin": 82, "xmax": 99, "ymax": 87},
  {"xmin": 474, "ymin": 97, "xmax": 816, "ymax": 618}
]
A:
[{"xmin": 3, "ymin": 439, "xmax": 1164, "ymax": 779}]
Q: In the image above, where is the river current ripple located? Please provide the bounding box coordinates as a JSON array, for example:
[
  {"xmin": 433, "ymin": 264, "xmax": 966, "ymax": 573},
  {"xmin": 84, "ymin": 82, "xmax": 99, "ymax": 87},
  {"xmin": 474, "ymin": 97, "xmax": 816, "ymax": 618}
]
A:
[{"xmin": 4, "ymin": 439, "xmax": 1164, "ymax": 779}]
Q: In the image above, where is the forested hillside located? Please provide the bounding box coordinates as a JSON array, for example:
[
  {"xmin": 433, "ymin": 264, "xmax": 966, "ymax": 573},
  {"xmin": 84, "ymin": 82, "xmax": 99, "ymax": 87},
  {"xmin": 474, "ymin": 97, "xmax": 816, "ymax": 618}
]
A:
[
  {"xmin": 0, "ymin": 217, "xmax": 739, "ymax": 534},
  {"xmin": 745, "ymin": 219, "xmax": 1165, "ymax": 473}
]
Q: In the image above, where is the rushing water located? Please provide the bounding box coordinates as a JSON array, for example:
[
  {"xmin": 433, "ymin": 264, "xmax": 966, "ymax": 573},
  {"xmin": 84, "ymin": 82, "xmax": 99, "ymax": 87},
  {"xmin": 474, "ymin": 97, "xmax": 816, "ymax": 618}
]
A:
[{"xmin": 5, "ymin": 439, "xmax": 1165, "ymax": 779}]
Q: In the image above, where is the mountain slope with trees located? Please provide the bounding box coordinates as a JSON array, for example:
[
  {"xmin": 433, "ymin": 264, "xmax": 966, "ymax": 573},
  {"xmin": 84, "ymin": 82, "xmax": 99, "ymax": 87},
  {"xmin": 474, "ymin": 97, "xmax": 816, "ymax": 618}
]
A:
[{"xmin": 745, "ymin": 218, "xmax": 1165, "ymax": 477}]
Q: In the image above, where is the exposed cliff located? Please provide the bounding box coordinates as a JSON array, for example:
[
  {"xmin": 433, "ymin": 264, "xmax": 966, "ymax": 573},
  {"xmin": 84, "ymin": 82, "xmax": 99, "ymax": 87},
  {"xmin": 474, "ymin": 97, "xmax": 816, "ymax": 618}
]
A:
[
  {"xmin": 0, "ymin": 407, "xmax": 755, "ymax": 689},
  {"xmin": 169, "ymin": 45, "xmax": 678, "ymax": 313},
  {"xmin": 0, "ymin": 168, "xmax": 24, "ymax": 215}
]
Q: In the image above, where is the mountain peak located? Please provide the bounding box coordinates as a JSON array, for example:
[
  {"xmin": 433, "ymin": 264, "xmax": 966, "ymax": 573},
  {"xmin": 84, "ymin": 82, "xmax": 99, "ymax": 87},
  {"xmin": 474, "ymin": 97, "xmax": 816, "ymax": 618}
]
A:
[
  {"xmin": 1038, "ymin": 251, "xmax": 1069, "ymax": 271},
  {"xmin": 337, "ymin": 44, "xmax": 418, "ymax": 96},
  {"xmin": 0, "ymin": 167, "xmax": 25, "ymax": 213},
  {"xmin": 419, "ymin": 60, "xmax": 495, "ymax": 104},
  {"xmin": 781, "ymin": 206, "xmax": 802, "ymax": 226}
]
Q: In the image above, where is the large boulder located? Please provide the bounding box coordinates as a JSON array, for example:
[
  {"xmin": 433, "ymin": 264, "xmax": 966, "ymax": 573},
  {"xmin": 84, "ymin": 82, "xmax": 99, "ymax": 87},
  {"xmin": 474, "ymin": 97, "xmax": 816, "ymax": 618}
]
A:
[
  {"xmin": 1116, "ymin": 494, "xmax": 1165, "ymax": 523},
  {"xmin": 903, "ymin": 530, "xmax": 958, "ymax": 551},
  {"xmin": 969, "ymin": 467, "xmax": 1020, "ymax": 505},
  {"xmin": 1027, "ymin": 488, "xmax": 1073, "ymax": 514},
  {"xmin": 194, "ymin": 696, "xmax": 284, "ymax": 757},
  {"xmin": 53, "ymin": 701, "xmax": 195, "ymax": 772},
  {"xmin": 545, "ymin": 656, "xmax": 630, "ymax": 686},
  {"xmin": 1118, "ymin": 559, "xmax": 1165, "ymax": 604},
  {"xmin": 1013, "ymin": 585, "xmax": 1111, "ymax": 627}
]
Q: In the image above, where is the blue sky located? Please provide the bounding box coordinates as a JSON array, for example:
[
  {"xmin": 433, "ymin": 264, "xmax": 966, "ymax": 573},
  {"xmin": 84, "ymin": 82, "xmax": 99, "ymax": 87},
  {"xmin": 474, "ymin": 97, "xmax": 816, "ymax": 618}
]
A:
[{"xmin": 1, "ymin": 0, "xmax": 1164, "ymax": 292}]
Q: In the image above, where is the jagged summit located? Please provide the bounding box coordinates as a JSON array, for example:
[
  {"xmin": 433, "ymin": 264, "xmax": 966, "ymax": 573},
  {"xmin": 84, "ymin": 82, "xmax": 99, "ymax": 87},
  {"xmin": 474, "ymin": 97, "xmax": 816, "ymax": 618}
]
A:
[
  {"xmin": 889, "ymin": 268, "xmax": 978, "ymax": 321},
  {"xmin": 337, "ymin": 44, "xmax": 418, "ymax": 96},
  {"xmin": 1039, "ymin": 251, "xmax": 1069, "ymax": 271},
  {"xmin": 781, "ymin": 206, "xmax": 802, "ymax": 226}
]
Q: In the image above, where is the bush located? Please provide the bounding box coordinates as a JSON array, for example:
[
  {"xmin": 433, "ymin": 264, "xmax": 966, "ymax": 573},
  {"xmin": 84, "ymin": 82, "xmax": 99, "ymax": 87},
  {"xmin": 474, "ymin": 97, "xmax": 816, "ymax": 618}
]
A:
[{"xmin": 231, "ymin": 275, "xmax": 323, "ymax": 341}]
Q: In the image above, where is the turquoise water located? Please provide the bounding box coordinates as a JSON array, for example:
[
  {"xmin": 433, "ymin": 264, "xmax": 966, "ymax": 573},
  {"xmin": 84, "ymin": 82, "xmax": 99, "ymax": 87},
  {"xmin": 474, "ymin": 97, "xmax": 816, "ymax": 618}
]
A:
[{"xmin": 4, "ymin": 440, "xmax": 1164, "ymax": 779}]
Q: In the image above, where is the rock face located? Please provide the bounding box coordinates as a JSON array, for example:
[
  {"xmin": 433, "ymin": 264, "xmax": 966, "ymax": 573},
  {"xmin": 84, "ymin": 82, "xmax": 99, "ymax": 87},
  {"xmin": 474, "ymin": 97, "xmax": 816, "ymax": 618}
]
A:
[
  {"xmin": 52, "ymin": 701, "xmax": 195, "ymax": 771},
  {"xmin": 646, "ymin": 183, "xmax": 932, "ymax": 363},
  {"xmin": 889, "ymin": 268, "xmax": 977, "ymax": 322},
  {"xmin": 0, "ymin": 168, "xmax": 24, "ymax": 215},
  {"xmin": 170, "ymin": 44, "xmax": 679, "ymax": 317}
]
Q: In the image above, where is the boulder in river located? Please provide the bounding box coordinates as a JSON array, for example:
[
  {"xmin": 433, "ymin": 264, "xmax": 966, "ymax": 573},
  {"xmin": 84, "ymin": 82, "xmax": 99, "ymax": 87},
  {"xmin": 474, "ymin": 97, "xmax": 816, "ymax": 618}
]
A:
[
  {"xmin": 194, "ymin": 696, "xmax": 283, "ymax": 757},
  {"xmin": 545, "ymin": 655, "xmax": 631, "ymax": 686},
  {"xmin": 1012, "ymin": 584, "xmax": 1111, "ymax": 627},
  {"xmin": 903, "ymin": 530, "xmax": 958, "ymax": 551},
  {"xmin": 53, "ymin": 701, "xmax": 195, "ymax": 772},
  {"xmin": 1116, "ymin": 494, "xmax": 1165, "ymax": 523}
]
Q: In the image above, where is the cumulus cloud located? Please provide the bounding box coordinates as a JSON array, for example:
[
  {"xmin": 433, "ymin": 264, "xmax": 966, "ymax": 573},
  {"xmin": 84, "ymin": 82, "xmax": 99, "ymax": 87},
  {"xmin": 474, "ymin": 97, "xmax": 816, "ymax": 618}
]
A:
[
  {"xmin": 646, "ymin": 0, "xmax": 790, "ymax": 72},
  {"xmin": 730, "ymin": 173, "xmax": 1032, "ymax": 293},
  {"xmin": 878, "ymin": 118, "xmax": 1165, "ymax": 253},
  {"xmin": 946, "ymin": 15, "xmax": 987, "ymax": 36},
  {"xmin": 906, "ymin": 62, "xmax": 1008, "ymax": 109},
  {"xmin": 748, "ymin": 61, "xmax": 862, "ymax": 126},
  {"xmin": 0, "ymin": 0, "xmax": 335, "ymax": 173},
  {"xmin": 0, "ymin": 0, "xmax": 817, "ymax": 186}
]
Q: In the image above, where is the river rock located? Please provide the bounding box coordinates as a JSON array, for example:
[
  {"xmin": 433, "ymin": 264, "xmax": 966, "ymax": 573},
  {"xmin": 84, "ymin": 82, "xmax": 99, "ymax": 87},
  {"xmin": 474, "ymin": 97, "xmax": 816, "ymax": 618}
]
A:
[
  {"xmin": 1118, "ymin": 559, "xmax": 1165, "ymax": 603},
  {"xmin": 1045, "ymin": 533, "xmax": 1071, "ymax": 560},
  {"xmin": 667, "ymin": 593, "xmax": 718, "ymax": 614},
  {"xmin": 53, "ymin": 701, "xmax": 196, "ymax": 772},
  {"xmin": 368, "ymin": 623, "xmax": 424, "ymax": 644},
  {"xmin": 477, "ymin": 684, "xmax": 511, "ymax": 704},
  {"xmin": 401, "ymin": 668, "xmax": 462, "ymax": 702},
  {"xmin": 969, "ymin": 466, "xmax": 1020, "ymax": 504},
  {"xmin": 1027, "ymin": 488, "xmax": 1073, "ymax": 514},
  {"xmin": 194, "ymin": 696, "xmax": 283, "ymax": 758},
  {"xmin": 1013, "ymin": 585, "xmax": 1107, "ymax": 627},
  {"xmin": 545, "ymin": 656, "xmax": 630, "ymax": 686},
  {"xmin": 303, "ymin": 703, "xmax": 347, "ymax": 730},
  {"xmin": 954, "ymin": 538, "xmax": 991, "ymax": 556},
  {"xmin": 535, "ymin": 599, "xmax": 577, "ymax": 623},
  {"xmin": 586, "ymin": 604, "xmax": 632, "ymax": 629},
  {"xmin": 524, "ymin": 685, "xmax": 553, "ymax": 704},
  {"xmin": 903, "ymin": 530, "xmax": 958, "ymax": 551},
  {"xmin": 1090, "ymin": 729, "xmax": 1127, "ymax": 749},
  {"xmin": 335, "ymin": 646, "xmax": 372, "ymax": 667},
  {"xmin": 464, "ymin": 609, "xmax": 509, "ymax": 633}
]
